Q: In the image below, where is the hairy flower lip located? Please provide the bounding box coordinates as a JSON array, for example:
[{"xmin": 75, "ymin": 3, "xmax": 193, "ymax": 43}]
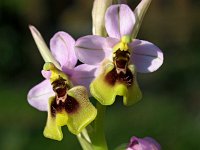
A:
[
  {"xmin": 105, "ymin": 67, "xmax": 134, "ymax": 87},
  {"xmin": 50, "ymin": 95, "xmax": 79, "ymax": 117}
]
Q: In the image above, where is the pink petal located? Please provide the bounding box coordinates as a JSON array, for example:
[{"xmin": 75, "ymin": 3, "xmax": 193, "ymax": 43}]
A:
[
  {"xmin": 27, "ymin": 80, "xmax": 54, "ymax": 111},
  {"xmin": 143, "ymin": 137, "xmax": 161, "ymax": 150},
  {"xmin": 129, "ymin": 40, "xmax": 163, "ymax": 73},
  {"xmin": 41, "ymin": 70, "xmax": 51, "ymax": 79},
  {"xmin": 105, "ymin": 37, "xmax": 120, "ymax": 49},
  {"xmin": 71, "ymin": 64, "xmax": 98, "ymax": 92},
  {"xmin": 105, "ymin": 4, "xmax": 135, "ymax": 39},
  {"xmin": 75, "ymin": 35, "xmax": 109, "ymax": 65},
  {"xmin": 50, "ymin": 32, "xmax": 77, "ymax": 69},
  {"xmin": 127, "ymin": 136, "xmax": 161, "ymax": 150}
]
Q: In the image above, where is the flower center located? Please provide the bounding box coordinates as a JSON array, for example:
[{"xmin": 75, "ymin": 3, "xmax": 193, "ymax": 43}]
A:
[
  {"xmin": 113, "ymin": 50, "xmax": 130, "ymax": 74},
  {"xmin": 106, "ymin": 35, "xmax": 134, "ymax": 87},
  {"xmin": 112, "ymin": 35, "xmax": 131, "ymax": 74},
  {"xmin": 43, "ymin": 62, "xmax": 79, "ymax": 116},
  {"xmin": 105, "ymin": 67, "xmax": 133, "ymax": 87},
  {"xmin": 51, "ymin": 95, "xmax": 79, "ymax": 117}
]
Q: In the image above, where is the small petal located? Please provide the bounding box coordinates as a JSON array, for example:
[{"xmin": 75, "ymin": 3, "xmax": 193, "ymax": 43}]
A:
[
  {"xmin": 71, "ymin": 64, "xmax": 98, "ymax": 92},
  {"xmin": 105, "ymin": 4, "xmax": 135, "ymax": 39},
  {"xmin": 41, "ymin": 70, "xmax": 51, "ymax": 79},
  {"xmin": 75, "ymin": 35, "xmax": 109, "ymax": 65},
  {"xmin": 143, "ymin": 137, "xmax": 161, "ymax": 150},
  {"xmin": 42, "ymin": 62, "xmax": 73, "ymax": 88},
  {"xmin": 127, "ymin": 136, "xmax": 161, "ymax": 150},
  {"xmin": 67, "ymin": 86, "xmax": 97, "ymax": 134},
  {"xmin": 27, "ymin": 80, "xmax": 54, "ymax": 111},
  {"xmin": 50, "ymin": 31, "xmax": 77, "ymax": 69},
  {"xmin": 129, "ymin": 40, "xmax": 163, "ymax": 73}
]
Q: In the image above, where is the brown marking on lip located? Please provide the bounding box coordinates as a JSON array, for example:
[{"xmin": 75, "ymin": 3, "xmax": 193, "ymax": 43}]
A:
[
  {"xmin": 65, "ymin": 96, "xmax": 79, "ymax": 113},
  {"xmin": 105, "ymin": 67, "xmax": 134, "ymax": 87},
  {"xmin": 106, "ymin": 49, "xmax": 133, "ymax": 86},
  {"xmin": 52, "ymin": 78, "xmax": 67, "ymax": 97},
  {"xmin": 50, "ymin": 95, "xmax": 79, "ymax": 117},
  {"xmin": 113, "ymin": 50, "xmax": 130, "ymax": 69},
  {"xmin": 115, "ymin": 59, "xmax": 127, "ymax": 69}
]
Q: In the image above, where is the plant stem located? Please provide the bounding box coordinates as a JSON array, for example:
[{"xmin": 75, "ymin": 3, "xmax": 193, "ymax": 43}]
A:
[
  {"xmin": 77, "ymin": 133, "xmax": 93, "ymax": 150},
  {"xmin": 91, "ymin": 102, "xmax": 108, "ymax": 150}
]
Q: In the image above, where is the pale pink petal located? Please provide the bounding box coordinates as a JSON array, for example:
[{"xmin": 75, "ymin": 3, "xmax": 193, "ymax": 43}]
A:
[
  {"xmin": 129, "ymin": 40, "xmax": 163, "ymax": 73},
  {"xmin": 119, "ymin": 4, "xmax": 135, "ymax": 37},
  {"xmin": 105, "ymin": 4, "xmax": 135, "ymax": 39},
  {"xmin": 41, "ymin": 70, "xmax": 51, "ymax": 79},
  {"xmin": 71, "ymin": 64, "xmax": 98, "ymax": 92},
  {"xmin": 75, "ymin": 35, "xmax": 109, "ymax": 65},
  {"xmin": 50, "ymin": 32, "xmax": 77, "ymax": 69},
  {"xmin": 127, "ymin": 136, "xmax": 161, "ymax": 150},
  {"xmin": 143, "ymin": 137, "xmax": 161, "ymax": 150},
  {"xmin": 27, "ymin": 80, "xmax": 54, "ymax": 111},
  {"xmin": 104, "ymin": 37, "xmax": 119, "ymax": 60},
  {"xmin": 61, "ymin": 67, "xmax": 74, "ymax": 77},
  {"xmin": 105, "ymin": 37, "xmax": 119, "ymax": 49},
  {"xmin": 105, "ymin": 5, "xmax": 121, "ymax": 39}
]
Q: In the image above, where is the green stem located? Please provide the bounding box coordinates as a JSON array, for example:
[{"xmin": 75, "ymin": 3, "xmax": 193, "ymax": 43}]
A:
[
  {"xmin": 82, "ymin": 128, "xmax": 92, "ymax": 143},
  {"xmin": 77, "ymin": 133, "xmax": 93, "ymax": 150},
  {"xmin": 91, "ymin": 102, "xmax": 108, "ymax": 150}
]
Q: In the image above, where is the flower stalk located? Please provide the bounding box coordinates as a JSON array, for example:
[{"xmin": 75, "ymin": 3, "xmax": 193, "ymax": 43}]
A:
[
  {"xmin": 91, "ymin": 102, "xmax": 108, "ymax": 150},
  {"xmin": 90, "ymin": 0, "xmax": 113, "ymax": 149},
  {"xmin": 77, "ymin": 132, "xmax": 93, "ymax": 150}
]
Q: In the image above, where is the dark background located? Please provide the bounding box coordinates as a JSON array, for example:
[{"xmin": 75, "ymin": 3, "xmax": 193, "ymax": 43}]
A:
[{"xmin": 0, "ymin": 0, "xmax": 200, "ymax": 149}]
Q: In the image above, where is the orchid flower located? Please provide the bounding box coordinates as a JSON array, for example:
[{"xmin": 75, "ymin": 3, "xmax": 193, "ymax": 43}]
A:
[
  {"xmin": 127, "ymin": 136, "xmax": 161, "ymax": 150},
  {"xmin": 27, "ymin": 26, "xmax": 97, "ymax": 141},
  {"xmin": 75, "ymin": 4, "xmax": 163, "ymax": 106}
]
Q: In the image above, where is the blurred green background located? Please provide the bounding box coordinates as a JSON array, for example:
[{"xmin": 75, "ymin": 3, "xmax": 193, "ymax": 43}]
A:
[{"xmin": 0, "ymin": 0, "xmax": 200, "ymax": 149}]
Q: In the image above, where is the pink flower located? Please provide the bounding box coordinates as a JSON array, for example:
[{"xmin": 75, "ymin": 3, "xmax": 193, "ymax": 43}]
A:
[
  {"xmin": 75, "ymin": 4, "xmax": 163, "ymax": 106},
  {"xmin": 127, "ymin": 136, "xmax": 161, "ymax": 150},
  {"xmin": 27, "ymin": 26, "xmax": 97, "ymax": 141},
  {"xmin": 28, "ymin": 26, "xmax": 96, "ymax": 111}
]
